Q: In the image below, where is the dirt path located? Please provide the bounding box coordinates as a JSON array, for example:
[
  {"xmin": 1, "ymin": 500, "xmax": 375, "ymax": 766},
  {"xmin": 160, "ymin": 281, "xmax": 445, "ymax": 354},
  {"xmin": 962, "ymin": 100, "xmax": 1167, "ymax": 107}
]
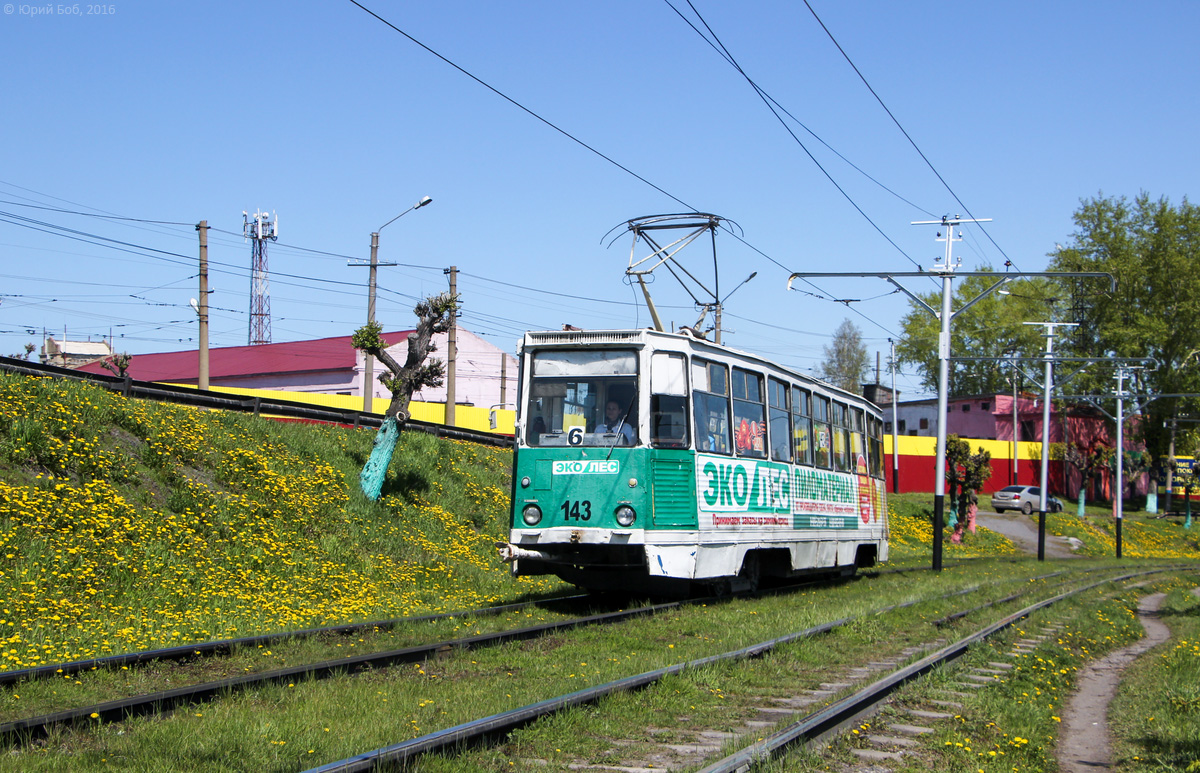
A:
[
  {"xmin": 973, "ymin": 510, "xmax": 1081, "ymax": 558},
  {"xmin": 1056, "ymin": 592, "xmax": 1172, "ymax": 772}
]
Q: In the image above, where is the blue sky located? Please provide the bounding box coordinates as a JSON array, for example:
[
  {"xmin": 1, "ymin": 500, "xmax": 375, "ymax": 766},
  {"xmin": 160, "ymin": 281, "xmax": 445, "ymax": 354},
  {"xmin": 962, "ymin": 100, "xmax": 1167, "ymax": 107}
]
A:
[{"xmin": 2, "ymin": 0, "xmax": 1196, "ymax": 399}]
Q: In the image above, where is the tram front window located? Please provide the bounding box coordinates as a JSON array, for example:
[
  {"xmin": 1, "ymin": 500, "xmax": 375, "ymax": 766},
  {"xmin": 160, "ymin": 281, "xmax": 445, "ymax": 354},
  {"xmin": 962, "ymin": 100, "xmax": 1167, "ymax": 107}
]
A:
[{"xmin": 526, "ymin": 349, "xmax": 638, "ymax": 447}]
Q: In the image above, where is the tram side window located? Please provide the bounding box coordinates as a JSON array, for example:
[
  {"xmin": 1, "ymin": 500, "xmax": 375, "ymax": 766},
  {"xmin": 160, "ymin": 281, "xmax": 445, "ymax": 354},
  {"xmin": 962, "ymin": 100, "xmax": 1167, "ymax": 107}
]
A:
[
  {"xmin": 868, "ymin": 415, "xmax": 884, "ymax": 478},
  {"xmin": 692, "ymin": 359, "xmax": 731, "ymax": 454},
  {"xmin": 792, "ymin": 387, "xmax": 812, "ymax": 466},
  {"xmin": 812, "ymin": 395, "xmax": 832, "ymax": 469},
  {"xmin": 768, "ymin": 377, "xmax": 791, "ymax": 462},
  {"xmin": 650, "ymin": 352, "xmax": 690, "ymax": 449},
  {"xmin": 832, "ymin": 401, "xmax": 850, "ymax": 472},
  {"xmin": 731, "ymin": 367, "xmax": 766, "ymax": 458},
  {"xmin": 526, "ymin": 349, "xmax": 638, "ymax": 447},
  {"xmin": 849, "ymin": 406, "xmax": 866, "ymax": 472}
]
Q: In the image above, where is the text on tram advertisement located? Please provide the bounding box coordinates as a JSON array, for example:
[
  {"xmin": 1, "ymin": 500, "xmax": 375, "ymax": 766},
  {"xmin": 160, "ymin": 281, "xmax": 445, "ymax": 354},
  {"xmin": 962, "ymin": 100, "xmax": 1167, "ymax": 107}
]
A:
[{"xmin": 697, "ymin": 454, "xmax": 884, "ymax": 529}]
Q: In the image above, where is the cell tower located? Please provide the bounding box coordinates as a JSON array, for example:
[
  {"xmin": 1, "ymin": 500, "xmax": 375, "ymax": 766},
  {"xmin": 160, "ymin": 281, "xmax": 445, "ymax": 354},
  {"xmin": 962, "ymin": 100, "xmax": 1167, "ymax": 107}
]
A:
[{"xmin": 243, "ymin": 209, "xmax": 278, "ymax": 345}]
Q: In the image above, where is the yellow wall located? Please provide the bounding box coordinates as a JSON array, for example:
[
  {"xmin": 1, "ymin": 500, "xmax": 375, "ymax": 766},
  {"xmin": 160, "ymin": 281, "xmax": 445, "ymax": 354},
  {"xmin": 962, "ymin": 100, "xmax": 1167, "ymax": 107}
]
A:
[
  {"xmin": 884, "ymin": 434, "xmax": 1044, "ymax": 461},
  {"xmin": 165, "ymin": 384, "xmax": 517, "ymax": 436}
]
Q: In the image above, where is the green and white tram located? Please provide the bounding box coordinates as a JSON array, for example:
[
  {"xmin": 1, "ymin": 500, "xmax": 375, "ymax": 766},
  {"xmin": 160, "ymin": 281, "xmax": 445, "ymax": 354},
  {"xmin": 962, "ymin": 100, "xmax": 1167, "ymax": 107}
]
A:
[{"xmin": 498, "ymin": 328, "xmax": 888, "ymax": 595}]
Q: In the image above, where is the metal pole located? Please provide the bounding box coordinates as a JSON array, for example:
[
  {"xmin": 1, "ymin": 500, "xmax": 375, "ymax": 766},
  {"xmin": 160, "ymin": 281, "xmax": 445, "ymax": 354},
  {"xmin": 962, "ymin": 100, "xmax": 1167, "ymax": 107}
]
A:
[
  {"xmin": 889, "ymin": 338, "xmax": 899, "ymax": 494},
  {"xmin": 1037, "ymin": 330, "xmax": 1056, "ymax": 562},
  {"xmin": 197, "ymin": 221, "xmax": 209, "ymax": 391},
  {"xmin": 1114, "ymin": 369, "xmax": 1124, "ymax": 558},
  {"xmin": 1012, "ymin": 355, "xmax": 1019, "ymax": 485},
  {"xmin": 931, "ymin": 272, "xmax": 953, "ymax": 572},
  {"xmin": 363, "ymin": 231, "xmax": 379, "ymax": 413}
]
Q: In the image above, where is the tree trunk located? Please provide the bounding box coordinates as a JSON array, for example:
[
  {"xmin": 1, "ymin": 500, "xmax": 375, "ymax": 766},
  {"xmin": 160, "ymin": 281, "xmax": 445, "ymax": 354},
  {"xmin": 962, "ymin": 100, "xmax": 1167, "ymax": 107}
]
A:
[
  {"xmin": 360, "ymin": 416, "xmax": 400, "ymax": 501},
  {"xmin": 1076, "ymin": 487, "xmax": 1086, "ymax": 517}
]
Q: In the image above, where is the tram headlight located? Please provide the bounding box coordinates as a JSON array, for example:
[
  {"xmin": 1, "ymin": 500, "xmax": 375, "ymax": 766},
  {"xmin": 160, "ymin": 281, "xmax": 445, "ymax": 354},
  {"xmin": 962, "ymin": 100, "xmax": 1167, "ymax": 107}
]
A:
[
  {"xmin": 614, "ymin": 505, "xmax": 637, "ymax": 527},
  {"xmin": 522, "ymin": 504, "xmax": 543, "ymax": 526}
]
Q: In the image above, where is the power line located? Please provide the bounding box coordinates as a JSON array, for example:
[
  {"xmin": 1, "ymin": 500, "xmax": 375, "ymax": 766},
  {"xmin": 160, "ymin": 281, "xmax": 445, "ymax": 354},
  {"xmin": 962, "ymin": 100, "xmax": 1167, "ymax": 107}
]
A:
[
  {"xmin": 665, "ymin": 0, "xmax": 929, "ymax": 269},
  {"xmin": 0, "ymin": 198, "xmax": 194, "ymax": 226},
  {"xmin": 798, "ymin": 0, "xmax": 1020, "ymax": 272}
]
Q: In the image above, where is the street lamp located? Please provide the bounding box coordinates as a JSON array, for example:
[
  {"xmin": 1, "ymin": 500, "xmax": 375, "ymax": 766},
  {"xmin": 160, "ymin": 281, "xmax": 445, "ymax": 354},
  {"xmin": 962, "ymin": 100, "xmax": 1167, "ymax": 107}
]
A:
[{"xmin": 352, "ymin": 196, "xmax": 433, "ymax": 413}]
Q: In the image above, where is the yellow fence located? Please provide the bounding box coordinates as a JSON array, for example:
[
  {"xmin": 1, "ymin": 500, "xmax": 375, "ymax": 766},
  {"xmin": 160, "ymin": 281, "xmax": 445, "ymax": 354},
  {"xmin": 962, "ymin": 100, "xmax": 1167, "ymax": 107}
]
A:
[{"xmin": 165, "ymin": 384, "xmax": 517, "ymax": 436}]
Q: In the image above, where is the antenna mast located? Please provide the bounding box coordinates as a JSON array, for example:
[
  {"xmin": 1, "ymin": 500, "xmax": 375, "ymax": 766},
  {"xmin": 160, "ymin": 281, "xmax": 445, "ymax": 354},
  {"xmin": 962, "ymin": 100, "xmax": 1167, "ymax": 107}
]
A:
[{"xmin": 244, "ymin": 209, "xmax": 278, "ymax": 345}]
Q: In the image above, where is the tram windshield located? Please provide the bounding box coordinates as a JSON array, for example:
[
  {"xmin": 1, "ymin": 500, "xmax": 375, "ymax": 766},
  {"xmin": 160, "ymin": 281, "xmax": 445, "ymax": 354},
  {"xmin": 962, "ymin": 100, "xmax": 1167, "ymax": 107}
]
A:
[{"xmin": 525, "ymin": 349, "xmax": 639, "ymax": 447}]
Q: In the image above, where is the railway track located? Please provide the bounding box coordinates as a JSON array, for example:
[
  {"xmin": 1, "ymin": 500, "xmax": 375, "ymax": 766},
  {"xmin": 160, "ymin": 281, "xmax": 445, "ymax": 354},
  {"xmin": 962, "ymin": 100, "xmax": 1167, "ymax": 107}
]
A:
[
  {"xmin": 0, "ymin": 564, "xmax": 1033, "ymax": 748},
  {"xmin": 0, "ymin": 594, "xmax": 589, "ymax": 689},
  {"xmin": 303, "ymin": 566, "xmax": 1177, "ymax": 772},
  {"xmin": 1, "ymin": 564, "xmax": 1177, "ymax": 771},
  {"xmin": 0, "ymin": 596, "xmax": 675, "ymax": 744}
]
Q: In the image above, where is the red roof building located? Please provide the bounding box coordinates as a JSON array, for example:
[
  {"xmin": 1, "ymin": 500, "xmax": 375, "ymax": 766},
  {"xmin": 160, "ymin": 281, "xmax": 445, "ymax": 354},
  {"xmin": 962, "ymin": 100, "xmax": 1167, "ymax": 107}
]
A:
[{"xmin": 77, "ymin": 329, "xmax": 517, "ymax": 409}]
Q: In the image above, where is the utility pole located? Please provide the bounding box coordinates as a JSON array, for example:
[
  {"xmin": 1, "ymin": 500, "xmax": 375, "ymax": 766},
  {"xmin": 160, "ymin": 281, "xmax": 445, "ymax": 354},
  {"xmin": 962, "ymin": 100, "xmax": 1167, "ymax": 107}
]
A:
[
  {"xmin": 889, "ymin": 338, "xmax": 899, "ymax": 494},
  {"xmin": 499, "ymin": 347, "xmax": 507, "ymax": 409},
  {"xmin": 358, "ymin": 232, "xmax": 396, "ymax": 413},
  {"xmin": 197, "ymin": 221, "xmax": 209, "ymax": 391},
  {"xmin": 444, "ymin": 265, "xmax": 458, "ymax": 427},
  {"xmin": 1114, "ymin": 367, "xmax": 1127, "ymax": 558},
  {"xmin": 1011, "ymin": 351, "xmax": 1019, "ymax": 485},
  {"xmin": 352, "ymin": 196, "xmax": 432, "ymax": 414},
  {"xmin": 915, "ymin": 215, "xmax": 991, "ymax": 571},
  {"xmin": 1026, "ymin": 321, "xmax": 1077, "ymax": 561}
]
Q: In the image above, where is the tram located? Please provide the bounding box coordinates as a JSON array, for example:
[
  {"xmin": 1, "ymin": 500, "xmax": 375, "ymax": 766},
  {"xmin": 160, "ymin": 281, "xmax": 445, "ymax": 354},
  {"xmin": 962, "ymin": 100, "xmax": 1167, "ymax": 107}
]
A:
[{"xmin": 497, "ymin": 328, "xmax": 888, "ymax": 595}]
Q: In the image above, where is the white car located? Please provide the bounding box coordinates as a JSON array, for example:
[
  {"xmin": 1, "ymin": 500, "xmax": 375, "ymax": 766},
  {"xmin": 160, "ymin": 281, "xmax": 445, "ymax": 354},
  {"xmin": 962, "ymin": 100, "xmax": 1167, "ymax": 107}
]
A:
[{"xmin": 990, "ymin": 485, "xmax": 1064, "ymax": 514}]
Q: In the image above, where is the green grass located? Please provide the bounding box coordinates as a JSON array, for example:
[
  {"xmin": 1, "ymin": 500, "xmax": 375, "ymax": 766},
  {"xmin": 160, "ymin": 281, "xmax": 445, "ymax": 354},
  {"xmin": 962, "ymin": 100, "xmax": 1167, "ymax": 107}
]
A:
[
  {"xmin": 1109, "ymin": 585, "xmax": 1200, "ymax": 771},
  {"xmin": 0, "ymin": 370, "xmax": 563, "ymax": 672}
]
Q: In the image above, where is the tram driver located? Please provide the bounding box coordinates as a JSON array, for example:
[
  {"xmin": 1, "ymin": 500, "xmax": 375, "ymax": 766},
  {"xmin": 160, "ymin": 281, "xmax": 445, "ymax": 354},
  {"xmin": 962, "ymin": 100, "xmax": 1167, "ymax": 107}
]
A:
[{"xmin": 596, "ymin": 399, "xmax": 635, "ymax": 444}]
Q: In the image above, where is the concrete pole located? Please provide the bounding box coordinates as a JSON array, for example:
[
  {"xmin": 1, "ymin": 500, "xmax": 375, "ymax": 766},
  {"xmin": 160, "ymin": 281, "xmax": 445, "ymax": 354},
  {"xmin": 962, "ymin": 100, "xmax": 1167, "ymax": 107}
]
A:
[
  {"xmin": 445, "ymin": 265, "xmax": 457, "ymax": 427},
  {"xmin": 362, "ymin": 231, "xmax": 380, "ymax": 414},
  {"xmin": 197, "ymin": 221, "xmax": 209, "ymax": 391}
]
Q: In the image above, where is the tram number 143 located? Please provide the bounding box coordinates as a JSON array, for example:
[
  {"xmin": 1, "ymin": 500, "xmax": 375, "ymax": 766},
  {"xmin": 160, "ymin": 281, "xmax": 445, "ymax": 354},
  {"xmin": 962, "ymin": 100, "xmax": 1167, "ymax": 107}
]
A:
[{"xmin": 561, "ymin": 500, "xmax": 592, "ymax": 521}]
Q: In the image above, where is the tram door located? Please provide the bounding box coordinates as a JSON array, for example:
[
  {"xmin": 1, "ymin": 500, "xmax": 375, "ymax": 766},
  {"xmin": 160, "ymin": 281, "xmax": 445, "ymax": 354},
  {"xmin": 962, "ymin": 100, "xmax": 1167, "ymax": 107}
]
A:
[{"xmin": 649, "ymin": 352, "xmax": 697, "ymax": 527}]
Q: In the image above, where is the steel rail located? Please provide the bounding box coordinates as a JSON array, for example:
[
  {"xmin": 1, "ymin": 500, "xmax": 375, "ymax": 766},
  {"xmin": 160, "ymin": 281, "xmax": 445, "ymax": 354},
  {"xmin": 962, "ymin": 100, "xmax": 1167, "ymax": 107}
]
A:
[
  {"xmin": 0, "ymin": 599, "xmax": 680, "ymax": 745},
  {"xmin": 694, "ymin": 567, "xmax": 1177, "ymax": 773},
  {"xmin": 0, "ymin": 594, "xmax": 587, "ymax": 688},
  {"xmin": 301, "ymin": 567, "xmax": 1133, "ymax": 773}
]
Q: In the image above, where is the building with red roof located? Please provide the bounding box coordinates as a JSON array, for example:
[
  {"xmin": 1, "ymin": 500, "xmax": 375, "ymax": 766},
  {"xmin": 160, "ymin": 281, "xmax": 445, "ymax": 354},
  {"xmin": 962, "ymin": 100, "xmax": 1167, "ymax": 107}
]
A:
[{"xmin": 76, "ymin": 328, "xmax": 517, "ymax": 411}]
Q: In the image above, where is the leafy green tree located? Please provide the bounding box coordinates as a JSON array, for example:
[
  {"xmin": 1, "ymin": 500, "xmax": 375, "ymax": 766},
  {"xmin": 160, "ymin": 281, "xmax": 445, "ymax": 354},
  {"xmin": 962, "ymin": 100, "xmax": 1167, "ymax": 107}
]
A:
[
  {"xmin": 945, "ymin": 434, "xmax": 991, "ymax": 522},
  {"xmin": 895, "ymin": 270, "xmax": 1051, "ymax": 396},
  {"xmin": 820, "ymin": 318, "xmax": 869, "ymax": 395},
  {"xmin": 1050, "ymin": 193, "xmax": 1200, "ymax": 464},
  {"xmin": 1053, "ymin": 438, "xmax": 1111, "ymax": 515}
]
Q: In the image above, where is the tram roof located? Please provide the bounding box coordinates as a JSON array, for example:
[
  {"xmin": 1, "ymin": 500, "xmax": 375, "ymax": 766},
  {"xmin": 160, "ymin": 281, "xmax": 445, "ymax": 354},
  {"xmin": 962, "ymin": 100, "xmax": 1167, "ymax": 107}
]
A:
[{"xmin": 521, "ymin": 328, "xmax": 875, "ymax": 409}]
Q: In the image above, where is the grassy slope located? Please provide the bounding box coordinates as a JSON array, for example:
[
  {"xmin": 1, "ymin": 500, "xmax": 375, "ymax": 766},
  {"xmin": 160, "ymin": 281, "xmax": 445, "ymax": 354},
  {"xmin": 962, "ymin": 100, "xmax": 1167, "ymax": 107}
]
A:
[{"xmin": 0, "ymin": 372, "xmax": 562, "ymax": 672}]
